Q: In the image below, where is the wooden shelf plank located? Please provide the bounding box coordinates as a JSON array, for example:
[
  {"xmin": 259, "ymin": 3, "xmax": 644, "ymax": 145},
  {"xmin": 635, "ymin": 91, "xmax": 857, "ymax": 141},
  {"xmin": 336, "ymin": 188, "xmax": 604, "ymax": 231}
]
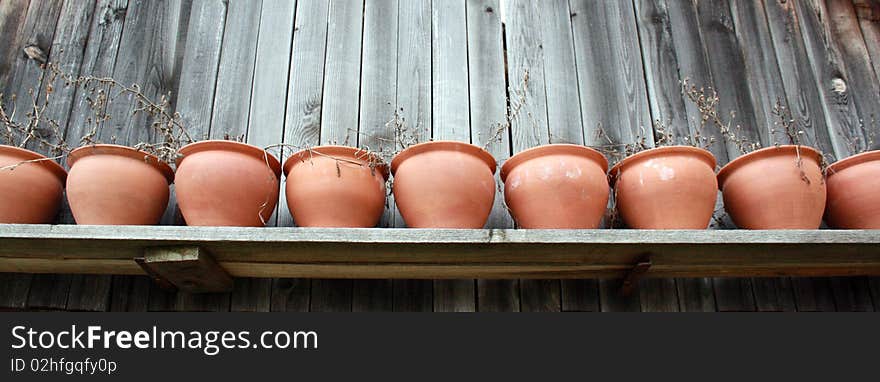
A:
[{"xmin": 0, "ymin": 225, "xmax": 879, "ymax": 279}]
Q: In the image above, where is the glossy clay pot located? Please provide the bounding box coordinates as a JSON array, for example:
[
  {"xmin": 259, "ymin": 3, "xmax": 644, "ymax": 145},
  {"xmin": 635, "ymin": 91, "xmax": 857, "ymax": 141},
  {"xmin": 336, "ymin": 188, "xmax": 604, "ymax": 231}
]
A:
[
  {"xmin": 501, "ymin": 144, "xmax": 609, "ymax": 228},
  {"xmin": 284, "ymin": 146, "xmax": 388, "ymax": 227},
  {"xmin": 0, "ymin": 145, "xmax": 67, "ymax": 223},
  {"xmin": 175, "ymin": 141, "xmax": 281, "ymax": 227},
  {"xmin": 67, "ymin": 145, "xmax": 173, "ymax": 225},
  {"xmin": 824, "ymin": 150, "xmax": 880, "ymax": 228},
  {"xmin": 717, "ymin": 145, "xmax": 826, "ymax": 229},
  {"xmin": 610, "ymin": 146, "xmax": 717, "ymax": 229},
  {"xmin": 391, "ymin": 141, "xmax": 496, "ymax": 228}
]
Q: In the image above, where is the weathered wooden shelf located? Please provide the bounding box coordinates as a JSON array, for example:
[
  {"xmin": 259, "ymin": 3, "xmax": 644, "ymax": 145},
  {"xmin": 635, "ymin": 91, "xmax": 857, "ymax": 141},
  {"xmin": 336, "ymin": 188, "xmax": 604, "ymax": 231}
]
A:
[{"xmin": 1, "ymin": 225, "xmax": 879, "ymax": 292}]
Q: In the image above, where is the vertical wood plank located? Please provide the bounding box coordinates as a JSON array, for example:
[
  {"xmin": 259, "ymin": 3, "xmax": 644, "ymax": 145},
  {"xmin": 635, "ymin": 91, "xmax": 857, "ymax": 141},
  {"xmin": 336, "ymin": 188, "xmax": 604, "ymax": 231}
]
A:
[
  {"xmin": 428, "ymin": 0, "xmax": 470, "ymax": 311},
  {"xmin": 728, "ymin": 0, "xmax": 800, "ymax": 313},
  {"xmin": 571, "ymin": 0, "xmax": 655, "ymax": 311},
  {"xmin": 467, "ymin": 0, "xmax": 510, "ymax": 312},
  {"xmin": 393, "ymin": 0, "xmax": 433, "ymax": 311},
  {"xmin": 350, "ymin": 0, "xmax": 397, "ymax": 312},
  {"xmin": 209, "ymin": 0, "xmax": 262, "ymax": 140},
  {"xmin": 0, "ymin": 273, "xmax": 33, "ymax": 310},
  {"xmin": 109, "ymin": 275, "xmax": 150, "ymax": 312},
  {"xmin": 270, "ymin": 278, "xmax": 310, "ymax": 312},
  {"xmin": 432, "ymin": 0, "xmax": 469, "ymax": 142},
  {"xmin": 790, "ymin": 278, "xmax": 836, "ymax": 312},
  {"xmin": 304, "ymin": 0, "xmax": 366, "ymax": 313},
  {"xmin": 320, "ymin": 0, "xmax": 364, "ymax": 146},
  {"xmin": 278, "ymin": 0, "xmax": 330, "ymax": 227}
]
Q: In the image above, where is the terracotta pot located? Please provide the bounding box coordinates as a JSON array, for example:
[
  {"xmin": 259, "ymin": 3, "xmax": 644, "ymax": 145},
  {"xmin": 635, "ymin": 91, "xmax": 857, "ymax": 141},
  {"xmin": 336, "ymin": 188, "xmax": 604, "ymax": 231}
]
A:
[
  {"xmin": 66, "ymin": 144, "xmax": 173, "ymax": 225},
  {"xmin": 283, "ymin": 146, "xmax": 388, "ymax": 227},
  {"xmin": 176, "ymin": 140, "xmax": 281, "ymax": 227},
  {"xmin": 824, "ymin": 150, "xmax": 880, "ymax": 228},
  {"xmin": 0, "ymin": 145, "xmax": 67, "ymax": 223},
  {"xmin": 609, "ymin": 146, "xmax": 717, "ymax": 229},
  {"xmin": 500, "ymin": 144, "xmax": 609, "ymax": 228},
  {"xmin": 391, "ymin": 141, "xmax": 496, "ymax": 228},
  {"xmin": 717, "ymin": 145, "xmax": 826, "ymax": 229}
]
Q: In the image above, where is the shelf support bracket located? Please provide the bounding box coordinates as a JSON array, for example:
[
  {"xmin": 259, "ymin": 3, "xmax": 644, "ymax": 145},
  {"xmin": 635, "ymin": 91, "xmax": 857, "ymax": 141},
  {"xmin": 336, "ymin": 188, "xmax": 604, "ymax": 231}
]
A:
[
  {"xmin": 619, "ymin": 254, "xmax": 652, "ymax": 297},
  {"xmin": 136, "ymin": 246, "xmax": 233, "ymax": 293}
]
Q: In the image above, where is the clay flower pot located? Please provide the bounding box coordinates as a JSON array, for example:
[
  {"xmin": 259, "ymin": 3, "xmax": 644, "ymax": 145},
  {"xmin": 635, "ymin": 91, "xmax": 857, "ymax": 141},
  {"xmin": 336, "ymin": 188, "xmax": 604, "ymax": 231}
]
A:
[
  {"xmin": 0, "ymin": 145, "xmax": 67, "ymax": 223},
  {"xmin": 283, "ymin": 146, "xmax": 388, "ymax": 227},
  {"xmin": 609, "ymin": 146, "xmax": 717, "ymax": 229},
  {"xmin": 717, "ymin": 145, "xmax": 826, "ymax": 229},
  {"xmin": 67, "ymin": 144, "xmax": 173, "ymax": 225},
  {"xmin": 500, "ymin": 144, "xmax": 609, "ymax": 228},
  {"xmin": 824, "ymin": 150, "xmax": 880, "ymax": 228},
  {"xmin": 391, "ymin": 141, "xmax": 496, "ymax": 228},
  {"xmin": 175, "ymin": 140, "xmax": 281, "ymax": 227}
]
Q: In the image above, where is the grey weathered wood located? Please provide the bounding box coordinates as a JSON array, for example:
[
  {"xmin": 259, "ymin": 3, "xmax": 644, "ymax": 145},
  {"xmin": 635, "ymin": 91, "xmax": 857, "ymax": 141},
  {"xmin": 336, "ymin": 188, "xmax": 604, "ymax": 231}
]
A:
[
  {"xmin": 502, "ymin": 0, "xmax": 549, "ymax": 146},
  {"xmin": 432, "ymin": 0, "xmax": 470, "ymax": 142},
  {"xmin": 830, "ymin": 277, "xmax": 875, "ymax": 311},
  {"xmin": 174, "ymin": 292, "xmax": 229, "ymax": 312},
  {"xmin": 66, "ymin": 275, "xmax": 111, "ymax": 311},
  {"xmin": 270, "ymin": 278, "xmax": 310, "ymax": 312},
  {"xmin": 796, "ymin": 0, "xmax": 880, "ymax": 309},
  {"xmin": 0, "ymin": 0, "xmax": 30, "ymax": 93},
  {"xmin": 431, "ymin": 0, "xmax": 474, "ymax": 311},
  {"xmin": 1, "ymin": 0, "xmax": 63, "ymax": 115},
  {"xmin": 751, "ymin": 278, "xmax": 797, "ymax": 312},
  {"xmin": 560, "ymin": 278, "xmax": 599, "ymax": 312},
  {"xmin": 5, "ymin": 226, "xmax": 880, "ymax": 280},
  {"xmin": 230, "ymin": 279, "xmax": 272, "ymax": 312},
  {"xmin": 856, "ymin": 1, "xmax": 880, "ymax": 81},
  {"xmin": 790, "ymin": 277, "xmax": 836, "ymax": 312},
  {"xmin": 209, "ymin": 0, "xmax": 262, "ymax": 140},
  {"xmin": 0, "ymin": 273, "xmax": 32, "ymax": 310},
  {"xmin": 319, "ymin": 0, "xmax": 363, "ymax": 146},
  {"xmin": 521, "ymin": 280, "xmax": 561, "ymax": 312},
  {"xmin": 142, "ymin": 246, "xmax": 233, "ymax": 293},
  {"xmin": 354, "ymin": 0, "xmax": 399, "ymax": 311},
  {"xmin": 433, "ymin": 279, "xmax": 475, "ymax": 312},
  {"xmin": 675, "ymin": 278, "xmax": 716, "ymax": 311},
  {"xmin": 26, "ymin": 274, "xmax": 70, "ymax": 310},
  {"xmin": 311, "ymin": 279, "xmax": 352, "ymax": 312},
  {"xmin": 109, "ymin": 275, "xmax": 150, "ymax": 311},
  {"xmin": 174, "ymin": 0, "xmax": 226, "ymax": 140},
  {"xmin": 308, "ymin": 0, "xmax": 368, "ymax": 313},
  {"xmin": 729, "ymin": 0, "xmax": 800, "ymax": 313},
  {"xmin": 247, "ymin": 0, "xmax": 296, "ymax": 228},
  {"xmin": 466, "ymin": 0, "xmax": 512, "ymax": 313},
  {"xmin": 277, "ymin": 0, "xmax": 330, "ymax": 228}
]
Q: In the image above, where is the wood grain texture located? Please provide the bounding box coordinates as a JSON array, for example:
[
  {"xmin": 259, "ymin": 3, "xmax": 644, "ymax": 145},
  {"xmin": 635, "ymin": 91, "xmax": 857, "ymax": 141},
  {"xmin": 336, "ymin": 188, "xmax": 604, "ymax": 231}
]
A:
[
  {"xmin": 351, "ymin": 0, "xmax": 398, "ymax": 312},
  {"xmin": 467, "ymin": 0, "xmax": 512, "ymax": 313},
  {"xmin": 209, "ymin": 0, "xmax": 262, "ymax": 140},
  {"xmin": 320, "ymin": 0, "xmax": 363, "ymax": 146}
]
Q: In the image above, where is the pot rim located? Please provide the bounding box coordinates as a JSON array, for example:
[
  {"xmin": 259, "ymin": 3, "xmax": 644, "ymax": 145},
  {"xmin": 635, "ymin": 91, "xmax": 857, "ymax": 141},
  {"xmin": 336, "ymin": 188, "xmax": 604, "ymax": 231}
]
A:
[
  {"xmin": 826, "ymin": 149, "xmax": 880, "ymax": 177},
  {"xmin": 178, "ymin": 140, "xmax": 282, "ymax": 179},
  {"xmin": 0, "ymin": 144, "xmax": 68, "ymax": 182},
  {"xmin": 500, "ymin": 143, "xmax": 608, "ymax": 182},
  {"xmin": 67, "ymin": 144, "xmax": 173, "ymax": 184},
  {"xmin": 716, "ymin": 144, "xmax": 822, "ymax": 190},
  {"xmin": 282, "ymin": 145, "xmax": 389, "ymax": 180},
  {"xmin": 390, "ymin": 140, "xmax": 497, "ymax": 175},
  {"xmin": 608, "ymin": 146, "xmax": 716, "ymax": 186}
]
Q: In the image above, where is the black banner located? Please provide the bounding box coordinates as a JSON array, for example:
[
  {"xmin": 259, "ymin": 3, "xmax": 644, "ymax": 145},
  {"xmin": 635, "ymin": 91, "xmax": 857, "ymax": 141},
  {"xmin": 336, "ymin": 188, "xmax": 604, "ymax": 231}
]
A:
[{"xmin": 1, "ymin": 313, "xmax": 877, "ymax": 380}]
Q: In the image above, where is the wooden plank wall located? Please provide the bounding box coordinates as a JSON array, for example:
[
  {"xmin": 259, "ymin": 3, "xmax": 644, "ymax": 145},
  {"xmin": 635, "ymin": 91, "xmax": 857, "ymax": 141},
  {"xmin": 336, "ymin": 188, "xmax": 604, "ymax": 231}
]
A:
[{"xmin": 1, "ymin": 0, "xmax": 879, "ymax": 311}]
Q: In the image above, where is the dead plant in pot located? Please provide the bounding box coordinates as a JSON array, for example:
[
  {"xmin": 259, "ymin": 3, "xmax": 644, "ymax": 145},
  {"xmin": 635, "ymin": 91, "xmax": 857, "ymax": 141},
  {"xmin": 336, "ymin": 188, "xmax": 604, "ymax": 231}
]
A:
[
  {"xmin": 824, "ymin": 120, "xmax": 880, "ymax": 228},
  {"xmin": 496, "ymin": 70, "xmax": 611, "ymax": 229},
  {"xmin": 684, "ymin": 80, "xmax": 826, "ymax": 229},
  {"xmin": 2, "ymin": 63, "xmax": 188, "ymax": 225},
  {"xmin": 599, "ymin": 118, "xmax": 719, "ymax": 230},
  {"xmin": 174, "ymin": 137, "xmax": 282, "ymax": 227},
  {"xmin": 263, "ymin": 141, "xmax": 389, "ymax": 228},
  {"xmin": 0, "ymin": 81, "xmax": 68, "ymax": 224},
  {"xmin": 382, "ymin": 108, "xmax": 497, "ymax": 229}
]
